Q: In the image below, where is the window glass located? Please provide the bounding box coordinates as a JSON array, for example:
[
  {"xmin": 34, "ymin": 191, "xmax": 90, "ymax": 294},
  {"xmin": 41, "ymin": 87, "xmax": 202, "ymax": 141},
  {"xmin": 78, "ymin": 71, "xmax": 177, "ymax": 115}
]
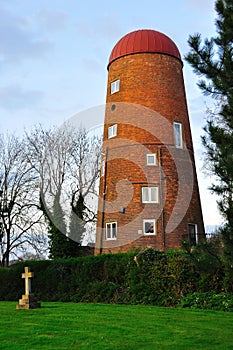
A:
[
  {"xmin": 142, "ymin": 187, "xmax": 149, "ymax": 202},
  {"xmin": 146, "ymin": 154, "xmax": 156, "ymax": 166},
  {"xmin": 101, "ymin": 160, "xmax": 105, "ymax": 177},
  {"xmin": 111, "ymin": 79, "xmax": 120, "ymax": 94},
  {"xmin": 174, "ymin": 122, "xmax": 183, "ymax": 148},
  {"xmin": 151, "ymin": 187, "xmax": 158, "ymax": 202},
  {"xmin": 108, "ymin": 124, "xmax": 117, "ymax": 138},
  {"xmin": 106, "ymin": 222, "xmax": 117, "ymax": 240},
  {"xmin": 142, "ymin": 187, "xmax": 158, "ymax": 203},
  {"xmin": 143, "ymin": 220, "xmax": 156, "ymax": 235},
  {"xmin": 188, "ymin": 224, "xmax": 197, "ymax": 245},
  {"xmin": 106, "ymin": 223, "xmax": 111, "ymax": 240},
  {"xmin": 112, "ymin": 222, "xmax": 117, "ymax": 238}
]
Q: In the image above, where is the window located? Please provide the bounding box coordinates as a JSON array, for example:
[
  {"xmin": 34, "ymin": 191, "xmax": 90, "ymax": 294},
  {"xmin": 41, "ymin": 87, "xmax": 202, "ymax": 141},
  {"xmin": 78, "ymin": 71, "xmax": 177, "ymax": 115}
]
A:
[
  {"xmin": 111, "ymin": 79, "xmax": 120, "ymax": 94},
  {"xmin": 143, "ymin": 220, "xmax": 156, "ymax": 235},
  {"xmin": 100, "ymin": 160, "xmax": 105, "ymax": 177},
  {"xmin": 174, "ymin": 122, "xmax": 183, "ymax": 148},
  {"xmin": 108, "ymin": 124, "xmax": 117, "ymax": 138},
  {"xmin": 142, "ymin": 187, "xmax": 159, "ymax": 203},
  {"xmin": 106, "ymin": 222, "xmax": 117, "ymax": 240},
  {"xmin": 188, "ymin": 224, "xmax": 197, "ymax": 245},
  {"xmin": 146, "ymin": 154, "xmax": 156, "ymax": 166}
]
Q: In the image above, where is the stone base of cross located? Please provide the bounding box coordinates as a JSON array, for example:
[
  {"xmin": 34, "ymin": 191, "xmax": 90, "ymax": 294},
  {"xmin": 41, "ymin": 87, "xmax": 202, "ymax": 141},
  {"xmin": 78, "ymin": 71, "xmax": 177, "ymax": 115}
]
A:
[{"xmin": 16, "ymin": 266, "xmax": 41, "ymax": 310}]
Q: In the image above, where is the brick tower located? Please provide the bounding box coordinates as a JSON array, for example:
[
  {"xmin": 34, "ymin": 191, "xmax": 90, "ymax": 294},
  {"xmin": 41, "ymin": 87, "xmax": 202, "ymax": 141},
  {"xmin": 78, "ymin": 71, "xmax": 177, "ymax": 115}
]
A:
[{"xmin": 95, "ymin": 29, "xmax": 205, "ymax": 254}]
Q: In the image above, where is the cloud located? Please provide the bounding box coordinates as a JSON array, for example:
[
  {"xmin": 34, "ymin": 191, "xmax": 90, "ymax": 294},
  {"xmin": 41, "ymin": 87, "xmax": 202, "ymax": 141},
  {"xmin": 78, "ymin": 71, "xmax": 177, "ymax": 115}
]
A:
[
  {"xmin": 0, "ymin": 85, "xmax": 44, "ymax": 110},
  {"xmin": 0, "ymin": 5, "xmax": 53, "ymax": 65}
]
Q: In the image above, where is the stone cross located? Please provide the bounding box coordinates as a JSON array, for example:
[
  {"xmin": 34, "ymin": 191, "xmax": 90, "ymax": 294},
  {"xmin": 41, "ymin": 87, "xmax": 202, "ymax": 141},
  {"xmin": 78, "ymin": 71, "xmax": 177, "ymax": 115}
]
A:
[
  {"xmin": 17, "ymin": 266, "xmax": 40, "ymax": 309},
  {"xmin": 22, "ymin": 266, "xmax": 34, "ymax": 295}
]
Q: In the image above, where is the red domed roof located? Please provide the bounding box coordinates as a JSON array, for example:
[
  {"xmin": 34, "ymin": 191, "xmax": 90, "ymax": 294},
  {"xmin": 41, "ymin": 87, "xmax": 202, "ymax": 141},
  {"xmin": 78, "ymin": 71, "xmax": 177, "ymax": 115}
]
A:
[{"xmin": 108, "ymin": 29, "xmax": 181, "ymax": 69}]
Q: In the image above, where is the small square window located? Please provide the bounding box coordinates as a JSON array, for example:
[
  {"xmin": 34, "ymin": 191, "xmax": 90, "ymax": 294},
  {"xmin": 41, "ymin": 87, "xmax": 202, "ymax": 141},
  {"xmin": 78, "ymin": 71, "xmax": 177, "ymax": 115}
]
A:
[
  {"xmin": 106, "ymin": 222, "xmax": 117, "ymax": 240},
  {"xmin": 147, "ymin": 154, "xmax": 156, "ymax": 166},
  {"xmin": 111, "ymin": 79, "xmax": 120, "ymax": 94},
  {"xmin": 142, "ymin": 187, "xmax": 159, "ymax": 203},
  {"xmin": 108, "ymin": 124, "xmax": 117, "ymax": 138},
  {"xmin": 143, "ymin": 220, "xmax": 156, "ymax": 235},
  {"xmin": 174, "ymin": 122, "xmax": 183, "ymax": 148}
]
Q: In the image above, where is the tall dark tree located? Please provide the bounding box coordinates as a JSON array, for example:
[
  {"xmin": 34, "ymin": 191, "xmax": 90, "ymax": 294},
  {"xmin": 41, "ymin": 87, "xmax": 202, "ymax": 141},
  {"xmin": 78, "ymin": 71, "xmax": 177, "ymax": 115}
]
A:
[
  {"xmin": 69, "ymin": 192, "xmax": 86, "ymax": 245},
  {"xmin": 40, "ymin": 191, "xmax": 81, "ymax": 259},
  {"xmin": 47, "ymin": 190, "xmax": 69, "ymax": 260},
  {"xmin": 185, "ymin": 0, "xmax": 233, "ymax": 288}
]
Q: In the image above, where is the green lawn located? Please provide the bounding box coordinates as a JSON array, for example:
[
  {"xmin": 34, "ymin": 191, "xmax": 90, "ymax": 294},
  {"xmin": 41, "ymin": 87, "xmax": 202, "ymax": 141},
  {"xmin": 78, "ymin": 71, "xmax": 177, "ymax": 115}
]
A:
[{"xmin": 0, "ymin": 302, "xmax": 232, "ymax": 349}]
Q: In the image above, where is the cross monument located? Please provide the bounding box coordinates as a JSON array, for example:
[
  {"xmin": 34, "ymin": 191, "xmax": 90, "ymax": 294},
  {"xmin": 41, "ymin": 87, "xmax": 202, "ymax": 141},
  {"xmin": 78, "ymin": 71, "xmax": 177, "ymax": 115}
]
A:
[
  {"xmin": 22, "ymin": 266, "xmax": 33, "ymax": 295},
  {"xmin": 16, "ymin": 266, "xmax": 41, "ymax": 309}
]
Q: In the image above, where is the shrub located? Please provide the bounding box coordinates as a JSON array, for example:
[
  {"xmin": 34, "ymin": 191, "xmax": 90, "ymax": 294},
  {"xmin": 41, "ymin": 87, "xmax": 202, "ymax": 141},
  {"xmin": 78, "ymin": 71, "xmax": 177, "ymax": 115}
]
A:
[
  {"xmin": 181, "ymin": 238, "xmax": 225, "ymax": 293},
  {"xmin": 179, "ymin": 292, "xmax": 233, "ymax": 312},
  {"xmin": 127, "ymin": 249, "xmax": 196, "ymax": 306}
]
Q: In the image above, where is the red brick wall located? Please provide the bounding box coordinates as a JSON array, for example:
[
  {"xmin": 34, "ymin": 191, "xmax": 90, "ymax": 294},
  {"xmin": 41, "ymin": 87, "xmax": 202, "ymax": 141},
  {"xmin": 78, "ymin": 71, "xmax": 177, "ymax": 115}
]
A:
[{"xmin": 95, "ymin": 52, "xmax": 205, "ymax": 255}]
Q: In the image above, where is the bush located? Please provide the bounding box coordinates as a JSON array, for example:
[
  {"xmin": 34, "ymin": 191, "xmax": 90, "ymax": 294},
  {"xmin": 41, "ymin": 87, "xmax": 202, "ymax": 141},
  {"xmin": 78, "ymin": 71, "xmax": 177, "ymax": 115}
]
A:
[
  {"xmin": 179, "ymin": 292, "xmax": 233, "ymax": 312},
  {"xmin": 181, "ymin": 237, "xmax": 224, "ymax": 293},
  {"xmin": 127, "ymin": 249, "xmax": 196, "ymax": 306}
]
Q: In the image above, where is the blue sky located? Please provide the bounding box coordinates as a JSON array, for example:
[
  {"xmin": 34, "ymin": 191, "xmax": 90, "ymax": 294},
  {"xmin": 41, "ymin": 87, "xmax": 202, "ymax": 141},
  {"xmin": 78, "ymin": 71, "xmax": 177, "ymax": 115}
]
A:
[{"xmin": 0, "ymin": 0, "xmax": 222, "ymax": 228}]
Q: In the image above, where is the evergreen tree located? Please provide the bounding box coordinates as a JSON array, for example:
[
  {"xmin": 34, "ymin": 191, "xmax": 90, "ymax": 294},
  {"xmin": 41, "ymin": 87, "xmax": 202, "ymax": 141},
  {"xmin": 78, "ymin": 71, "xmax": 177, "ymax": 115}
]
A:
[
  {"xmin": 185, "ymin": 0, "xmax": 233, "ymax": 288},
  {"xmin": 40, "ymin": 191, "xmax": 81, "ymax": 259},
  {"xmin": 40, "ymin": 191, "xmax": 68, "ymax": 259},
  {"xmin": 69, "ymin": 192, "xmax": 86, "ymax": 245},
  {"xmin": 48, "ymin": 190, "xmax": 69, "ymax": 259}
]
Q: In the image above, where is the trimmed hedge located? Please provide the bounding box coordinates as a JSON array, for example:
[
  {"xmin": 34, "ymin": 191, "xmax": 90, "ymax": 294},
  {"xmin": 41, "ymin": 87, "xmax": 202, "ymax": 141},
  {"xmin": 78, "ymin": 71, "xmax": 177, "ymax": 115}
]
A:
[
  {"xmin": 0, "ymin": 254, "xmax": 133, "ymax": 303},
  {"xmin": 0, "ymin": 249, "xmax": 231, "ymax": 310}
]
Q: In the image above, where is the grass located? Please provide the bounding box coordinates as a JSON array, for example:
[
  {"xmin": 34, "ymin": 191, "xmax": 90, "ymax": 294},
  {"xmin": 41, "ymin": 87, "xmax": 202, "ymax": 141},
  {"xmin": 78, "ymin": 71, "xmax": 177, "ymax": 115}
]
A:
[{"xmin": 0, "ymin": 302, "xmax": 232, "ymax": 349}]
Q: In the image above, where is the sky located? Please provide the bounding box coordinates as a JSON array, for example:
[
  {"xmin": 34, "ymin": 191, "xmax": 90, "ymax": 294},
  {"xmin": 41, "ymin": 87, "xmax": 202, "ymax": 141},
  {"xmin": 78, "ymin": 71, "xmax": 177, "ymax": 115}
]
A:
[{"xmin": 0, "ymin": 0, "xmax": 222, "ymax": 229}]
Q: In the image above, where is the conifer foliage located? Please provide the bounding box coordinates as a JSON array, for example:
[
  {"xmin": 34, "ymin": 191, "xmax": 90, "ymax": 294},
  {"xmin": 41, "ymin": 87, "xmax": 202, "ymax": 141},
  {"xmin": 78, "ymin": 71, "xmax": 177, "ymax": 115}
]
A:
[{"xmin": 185, "ymin": 0, "xmax": 233, "ymax": 286}]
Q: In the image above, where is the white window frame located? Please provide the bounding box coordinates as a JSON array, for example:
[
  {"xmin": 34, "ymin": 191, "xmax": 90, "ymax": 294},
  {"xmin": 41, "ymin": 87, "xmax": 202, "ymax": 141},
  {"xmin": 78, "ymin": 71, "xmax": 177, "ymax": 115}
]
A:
[
  {"xmin": 106, "ymin": 222, "xmax": 117, "ymax": 240},
  {"xmin": 174, "ymin": 122, "xmax": 183, "ymax": 148},
  {"xmin": 143, "ymin": 219, "xmax": 156, "ymax": 235},
  {"xmin": 142, "ymin": 187, "xmax": 159, "ymax": 203},
  {"xmin": 188, "ymin": 223, "xmax": 198, "ymax": 245},
  {"xmin": 146, "ymin": 153, "xmax": 156, "ymax": 166},
  {"xmin": 108, "ymin": 124, "xmax": 117, "ymax": 138},
  {"xmin": 111, "ymin": 79, "xmax": 120, "ymax": 94}
]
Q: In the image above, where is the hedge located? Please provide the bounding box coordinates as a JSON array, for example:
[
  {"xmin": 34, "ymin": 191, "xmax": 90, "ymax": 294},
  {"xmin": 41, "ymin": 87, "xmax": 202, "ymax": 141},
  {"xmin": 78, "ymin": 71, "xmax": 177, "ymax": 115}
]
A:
[{"xmin": 0, "ymin": 249, "xmax": 230, "ymax": 310}]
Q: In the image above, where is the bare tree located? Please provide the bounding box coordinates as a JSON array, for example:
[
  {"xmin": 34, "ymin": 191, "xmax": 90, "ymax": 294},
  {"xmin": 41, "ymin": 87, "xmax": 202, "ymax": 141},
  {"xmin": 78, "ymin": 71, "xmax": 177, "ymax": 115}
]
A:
[
  {"xmin": 26, "ymin": 124, "xmax": 101, "ymax": 254},
  {"xmin": 0, "ymin": 134, "xmax": 46, "ymax": 267},
  {"xmin": 68, "ymin": 126, "xmax": 101, "ymax": 244},
  {"xmin": 0, "ymin": 123, "xmax": 101, "ymax": 265}
]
